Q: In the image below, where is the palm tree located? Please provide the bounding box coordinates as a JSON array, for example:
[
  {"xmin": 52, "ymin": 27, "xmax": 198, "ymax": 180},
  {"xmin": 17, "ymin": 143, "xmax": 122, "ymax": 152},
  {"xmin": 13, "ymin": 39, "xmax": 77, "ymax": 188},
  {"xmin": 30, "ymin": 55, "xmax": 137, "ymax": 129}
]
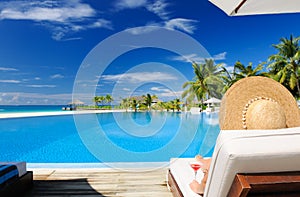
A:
[
  {"xmin": 120, "ymin": 98, "xmax": 130, "ymax": 111},
  {"xmin": 93, "ymin": 96, "xmax": 106, "ymax": 108},
  {"xmin": 99, "ymin": 96, "xmax": 105, "ymax": 106},
  {"xmin": 131, "ymin": 98, "xmax": 138, "ymax": 112},
  {"xmin": 233, "ymin": 61, "xmax": 265, "ymax": 80},
  {"xmin": 93, "ymin": 96, "xmax": 104, "ymax": 107},
  {"xmin": 182, "ymin": 59, "xmax": 225, "ymax": 107},
  {"xmin": 154, "ymin": 101, "xmax": 166, "ymax": 111},
  {"xmin": 221, "ymin": 61, "xmax": 266, "ymax": 93},
  {"xmin": 93, "ymin": 96, "xmax": 100, "ymax": 107},
  {"xmin": 164, "ymin": 101, "xmax": 173, "ymax": 112},
  {"xmin": 143, "ymin": 93, "xmax": 152, "ymax": 110},
  {"xmin": 105, "ymin": 94, "xmax": 113, "ymax": 107},
  {"xmin": 167, "ymin": 99, "xmax": 182, "ymax": 112},
  {"xmin": 220, "ymin": 66, "xmax": 235, "ymax": 93},
  {"xmin": 268, "ymin": 35, "xmax": 300, "ymax": 97},
  {"xmin": 172, "ymin": 98, "xmax": 182, "ymax": 112}
]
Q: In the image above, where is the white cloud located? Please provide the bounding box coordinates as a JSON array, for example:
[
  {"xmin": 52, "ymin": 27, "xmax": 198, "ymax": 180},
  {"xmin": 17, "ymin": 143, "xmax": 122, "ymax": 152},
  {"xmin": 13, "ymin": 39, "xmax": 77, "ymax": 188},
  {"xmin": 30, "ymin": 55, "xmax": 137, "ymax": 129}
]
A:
[
  {"xmin": 0, "ymin": 67, "xmax": 18, "ymax": 71},
  {"xmin": 0, "ymin": 79, "xmax": 21, "ymax": 83},
  {"xmin": 50, "ymin": 74, "xmax": 64, "ymax": 79},
  {"xmin": 0, "ymin": 92, "xmax": 73, "ymax": 105},
  {"xmin": 123, "ymin": 88, "xmax": 131, "ymax": 91},
  {"xmin": 115, "ymin": 0, "xmax": 170, "ymax": 20},
  {"xmin": 213, "ymin": 52, "xmax": 227, "ymax": 60},
  {"xmin": 60, "ymin": 37, "xmax": 82, "ymax": 41},
  {"xmin": 171, "ymin": 52, "xmax": 227, "ymax": 63},
  {"xmin": 125, "ymin": 25, "xmax": 161, "ymax": 35},
  {"xmin": 49, "ymin": 18, "xmax": 113, "ymax": 41},
  {"xmin": 172, "ymin": 53, "xmax": 206, "ymax": 63},
  {"xmin": 126, "ymin": 18, "xmax": 198, "ymax": 35},
  {"xmin": 0, "ymin": 1, "xmax": 95, "ymax": 22},
  {"xmin": 34, "ymin": 77, "xmax": 41, "ymax": 80},
  {"xmin": 89, "ymin": 19, "xmax": 113, "ymax": 29},
  {"xmin": 150, "ymin": 86, "xmax": 182, "ymax": 99},
  {"xmin": 115, "ymin": 0, "xmax": 198, "ymax": 35},
  {"xmin": 25, "ymin": 85, "xmax": 56, "ymax": 88},
  {"xmin": 0, "ymin": 0, "xmax": 113, "ymax": 41},
  {"xmin": 115, "ymin": 0, "xmax": 148, "ymax": 10},
  {"xmin": 165, "ymin": 18, "xmax": 198, "ymax": 34},
  {"xmin": 224, "ymin": 65, "xmax": 234, "ymax": 73},
  {"xmin": 11, "ymin": 94, "xmax": 19, "ymax": 102},
  {"xmin": 150, "ymin": 86, "xmax": 170, "ymax": 92},
  {"xmin": 114, "ymin": 0, "xmax": 198, "ymax": 35},
  {"xmin": 146, "ymin": 0, "xmax": 170, "ymax": 20},
  {"xmin": 51, "ymin": 31, "xmax": 65, "ymax": 41},
  {"xmin": 102, "ymin": 72, "xmax": 177, "ymax": 83},
  {"xmin": 159, "ymin": 90, "xmax": 182, "ymax": 98}
]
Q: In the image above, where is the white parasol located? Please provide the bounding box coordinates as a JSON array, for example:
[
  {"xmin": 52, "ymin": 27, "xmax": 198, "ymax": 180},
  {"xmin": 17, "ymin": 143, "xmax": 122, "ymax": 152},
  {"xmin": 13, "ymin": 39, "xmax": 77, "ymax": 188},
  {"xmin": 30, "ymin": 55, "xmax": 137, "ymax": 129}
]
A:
[
  {"xmin": 203, "ymin": 97, "xmax": 221, "ymax": 104},
  {"xmin": 209, "ymin": 0, "xmax": 300, "ymax": 16},
  {"xmin": 68, "ymin": 100, "xmax": 84, "ymax": 105}
]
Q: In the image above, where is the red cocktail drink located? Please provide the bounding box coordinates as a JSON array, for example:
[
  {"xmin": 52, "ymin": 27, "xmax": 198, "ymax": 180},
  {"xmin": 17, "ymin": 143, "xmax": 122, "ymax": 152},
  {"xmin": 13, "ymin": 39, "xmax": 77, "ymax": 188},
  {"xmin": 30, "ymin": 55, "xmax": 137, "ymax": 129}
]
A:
[
  {"xmin": 190, "ymin": 162, "xmax": 202, "ymax": 180},
  {"xmin": 191, "ymin": 163, "xmax": 201, "ymax": 171}
]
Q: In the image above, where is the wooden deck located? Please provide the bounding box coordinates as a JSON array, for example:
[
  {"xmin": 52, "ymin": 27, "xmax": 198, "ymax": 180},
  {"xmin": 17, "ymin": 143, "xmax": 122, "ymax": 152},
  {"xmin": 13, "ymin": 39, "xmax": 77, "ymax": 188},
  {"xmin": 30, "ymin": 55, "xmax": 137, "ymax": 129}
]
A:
[{"xmin": 24, "ymin": 168, "xmax": 173, "ymax": 197}]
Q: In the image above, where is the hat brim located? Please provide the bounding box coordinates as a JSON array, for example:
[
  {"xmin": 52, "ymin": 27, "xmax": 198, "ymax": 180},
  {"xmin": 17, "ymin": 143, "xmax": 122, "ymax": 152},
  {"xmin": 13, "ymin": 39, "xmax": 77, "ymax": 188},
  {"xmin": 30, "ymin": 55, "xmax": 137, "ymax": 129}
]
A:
[{"xmin": 219, "ymin": 76, "xmax": 300, "ymax": 130}]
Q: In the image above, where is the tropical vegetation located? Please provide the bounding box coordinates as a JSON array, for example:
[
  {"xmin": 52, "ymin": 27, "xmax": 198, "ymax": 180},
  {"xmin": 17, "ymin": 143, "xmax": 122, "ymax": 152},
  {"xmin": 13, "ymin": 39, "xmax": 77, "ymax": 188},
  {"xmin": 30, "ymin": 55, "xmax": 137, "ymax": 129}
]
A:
[
  {"xmin": 268, "ymin": 35, "xmax": 300, "ymax": 98},
  {"xmin": 92, "ymin": 94, "xmax": 114, "ymax": 109},
  {"xmin": 181, "ymin": 59, "xmax": 226, "ymax": 105},
  {"xmin": 118, "ymin": 94, "xmax": 182, "ymax": 112},
  {"xmin": 182, "ymin": 35, "xmax": 300, "ymax": 107}
]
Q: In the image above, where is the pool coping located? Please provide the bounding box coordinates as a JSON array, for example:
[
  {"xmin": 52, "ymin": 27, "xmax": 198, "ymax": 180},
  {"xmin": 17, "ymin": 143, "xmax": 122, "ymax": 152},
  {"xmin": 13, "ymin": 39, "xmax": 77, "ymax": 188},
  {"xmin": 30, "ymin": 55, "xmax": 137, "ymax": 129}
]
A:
[
  {"xmin": 27, "ymin": 162, "xmax": 170, "ymax": 171},
  {"xmin": 0, "ymin": 109, "xmax": 128, "ymax": 119}
]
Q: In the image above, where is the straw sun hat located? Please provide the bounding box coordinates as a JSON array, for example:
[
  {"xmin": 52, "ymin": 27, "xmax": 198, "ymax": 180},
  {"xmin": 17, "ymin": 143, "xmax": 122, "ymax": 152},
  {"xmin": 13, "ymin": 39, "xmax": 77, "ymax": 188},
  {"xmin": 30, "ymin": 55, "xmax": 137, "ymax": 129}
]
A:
[{"xmin": 219, "ymin": 76, "xmax": 300, "ymax": 130}]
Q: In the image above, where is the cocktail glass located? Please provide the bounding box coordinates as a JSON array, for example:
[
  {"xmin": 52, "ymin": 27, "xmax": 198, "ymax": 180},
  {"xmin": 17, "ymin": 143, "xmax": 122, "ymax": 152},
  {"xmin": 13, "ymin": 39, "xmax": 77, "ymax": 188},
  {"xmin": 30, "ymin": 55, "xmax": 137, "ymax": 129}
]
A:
[{"xmin": 189, "ymin": 161, "xmax": 202, "ymax": 180}]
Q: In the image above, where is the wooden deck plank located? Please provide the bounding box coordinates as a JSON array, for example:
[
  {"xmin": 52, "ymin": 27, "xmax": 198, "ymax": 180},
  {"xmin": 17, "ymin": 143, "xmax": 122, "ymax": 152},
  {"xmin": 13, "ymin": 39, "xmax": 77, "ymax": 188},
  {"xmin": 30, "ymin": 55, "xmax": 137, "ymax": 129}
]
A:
[{"xmin": 25, "ymin": 168, "xmax": 173, "ymax": 197}]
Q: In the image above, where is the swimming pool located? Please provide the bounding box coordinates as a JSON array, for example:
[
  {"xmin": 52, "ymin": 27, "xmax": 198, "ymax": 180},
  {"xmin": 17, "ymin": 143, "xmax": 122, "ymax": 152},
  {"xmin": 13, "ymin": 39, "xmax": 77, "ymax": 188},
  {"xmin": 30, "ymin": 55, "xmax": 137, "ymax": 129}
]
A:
[{"xmin": 0, "ymin": 112, "xmax": 220, "ymax": 165}]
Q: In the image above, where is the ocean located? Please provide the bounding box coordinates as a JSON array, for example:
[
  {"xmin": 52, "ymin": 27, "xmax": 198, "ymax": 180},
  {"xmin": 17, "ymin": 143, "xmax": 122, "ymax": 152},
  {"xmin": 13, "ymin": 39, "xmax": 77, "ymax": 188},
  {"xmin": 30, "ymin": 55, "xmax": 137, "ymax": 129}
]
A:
[{"xmin": 0, "ymin": 105, "xmax": 65, "ymax": 113}]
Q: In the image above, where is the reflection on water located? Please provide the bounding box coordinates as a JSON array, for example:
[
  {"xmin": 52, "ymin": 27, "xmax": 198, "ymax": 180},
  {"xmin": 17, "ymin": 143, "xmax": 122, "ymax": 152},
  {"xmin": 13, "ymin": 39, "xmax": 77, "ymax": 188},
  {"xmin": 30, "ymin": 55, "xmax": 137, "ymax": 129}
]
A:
[
  {"xmin": 87, "ymin": 112, "xmax": 220, "ymax": 162},
  {"xmin": 204, "ymin": 112, "xmax": 219, "ymax": 125},
  {"xmin": 130, "ymin": 112, "xmax": 152, "ymax": 125},
  {"xmin": 179, "ymin": 112, "xmax": 220, "ymax": 157}
]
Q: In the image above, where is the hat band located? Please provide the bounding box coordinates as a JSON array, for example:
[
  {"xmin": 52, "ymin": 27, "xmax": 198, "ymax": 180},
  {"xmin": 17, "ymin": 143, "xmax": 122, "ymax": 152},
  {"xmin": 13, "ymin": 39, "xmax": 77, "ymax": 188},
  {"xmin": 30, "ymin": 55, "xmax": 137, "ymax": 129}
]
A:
[{"xmin": 242, "ymin": 96, "xmax": 277, "ymax": 129}]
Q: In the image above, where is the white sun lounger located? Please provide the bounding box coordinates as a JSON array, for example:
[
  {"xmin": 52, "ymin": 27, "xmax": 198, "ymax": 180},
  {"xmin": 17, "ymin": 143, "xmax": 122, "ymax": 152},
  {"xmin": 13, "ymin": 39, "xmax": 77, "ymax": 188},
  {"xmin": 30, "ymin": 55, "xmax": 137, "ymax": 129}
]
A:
[{"xmin": 168, "ymin": 127, "xmax": 300, "ymax": 197}]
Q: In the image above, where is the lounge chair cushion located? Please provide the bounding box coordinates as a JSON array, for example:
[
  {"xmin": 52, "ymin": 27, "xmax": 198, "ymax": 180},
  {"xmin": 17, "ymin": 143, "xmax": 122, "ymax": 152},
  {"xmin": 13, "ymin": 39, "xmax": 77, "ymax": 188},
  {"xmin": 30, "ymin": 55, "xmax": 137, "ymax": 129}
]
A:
[
  {"xmin": 0, "ymin": 164, "xmax": 19, "ymax": 189},
  {"xmin": 0, "ymin": 162, "xmax": 27, "ymax": 177},
  {"xmin": 204, "ymin": 127, "xmax": 300, "ymax": 197},
  {"xmin": 0, "ymin": 162, "xmax": 27, "ymax": 190}
]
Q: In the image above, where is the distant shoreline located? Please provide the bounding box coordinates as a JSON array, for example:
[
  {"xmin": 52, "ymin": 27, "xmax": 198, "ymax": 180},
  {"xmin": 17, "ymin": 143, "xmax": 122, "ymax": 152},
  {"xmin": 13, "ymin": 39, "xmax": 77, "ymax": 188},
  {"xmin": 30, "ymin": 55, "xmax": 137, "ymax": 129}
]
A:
[{"xmin": 0, "ymin": 109, "xmax": 127, "ymax": 119}]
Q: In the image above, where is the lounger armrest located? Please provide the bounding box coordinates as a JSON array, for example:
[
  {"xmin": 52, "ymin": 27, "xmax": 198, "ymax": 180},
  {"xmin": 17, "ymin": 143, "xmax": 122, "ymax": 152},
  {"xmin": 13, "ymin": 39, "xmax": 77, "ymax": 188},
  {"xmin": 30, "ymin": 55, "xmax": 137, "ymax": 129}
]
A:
[
  {"xmin": 227, "ymin": 174, "xmax": 251, "ymax": 197},
  {"xmin": 228, "ymin": 172, "xmax": 300, "ymax": 196}
]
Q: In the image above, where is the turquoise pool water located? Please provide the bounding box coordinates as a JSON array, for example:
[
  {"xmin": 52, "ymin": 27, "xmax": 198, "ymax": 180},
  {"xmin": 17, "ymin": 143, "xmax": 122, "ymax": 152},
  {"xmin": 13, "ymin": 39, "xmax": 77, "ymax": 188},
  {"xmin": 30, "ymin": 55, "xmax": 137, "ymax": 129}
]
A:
[{"xmin": 0, "ymin": 112, "xmax": 220, "ymax": 163}]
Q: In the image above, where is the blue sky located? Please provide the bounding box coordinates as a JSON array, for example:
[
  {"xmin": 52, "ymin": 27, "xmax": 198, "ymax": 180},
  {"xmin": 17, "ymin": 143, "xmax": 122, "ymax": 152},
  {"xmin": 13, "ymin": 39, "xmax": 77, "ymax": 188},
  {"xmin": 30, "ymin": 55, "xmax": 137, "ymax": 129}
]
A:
[{"xmin": 1, "ymin": 0, "xmax": 300, "ymax": 105}]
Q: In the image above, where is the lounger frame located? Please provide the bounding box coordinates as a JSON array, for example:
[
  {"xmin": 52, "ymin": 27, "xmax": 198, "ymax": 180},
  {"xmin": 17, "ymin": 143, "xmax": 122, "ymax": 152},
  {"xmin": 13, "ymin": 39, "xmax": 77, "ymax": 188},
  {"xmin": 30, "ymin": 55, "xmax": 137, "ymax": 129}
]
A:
[
  {"xmin": 0, "ymin": 171, "xmax": 33, "ymax": 197},
  {"xmin": 228, "ymin": 171, "xmax": 300, "ymax": 197},
  {"xmin": 168, "ymin": 169, "xmax": 184, "ymax": 197}
]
